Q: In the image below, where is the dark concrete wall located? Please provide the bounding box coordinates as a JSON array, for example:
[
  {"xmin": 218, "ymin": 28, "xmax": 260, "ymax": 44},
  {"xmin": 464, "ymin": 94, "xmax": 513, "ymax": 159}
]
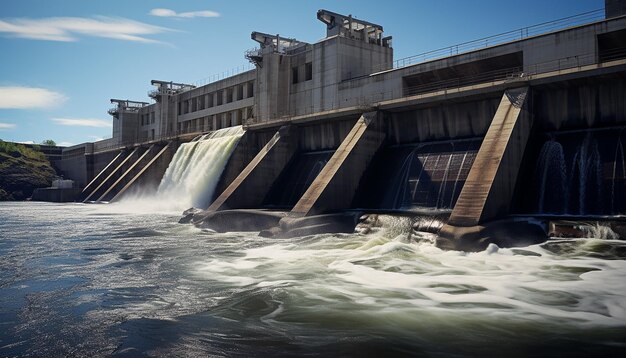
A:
[
  {"xmin": 215, "ymin": 129, "xmax": 275, "ymax": 198},
  {"xmin": 533, "ymin": 78, "xmax": 626, "ymax": 131},
  {"xmin": 298, "ymin": 117, "xmax": 359, "ymax": 151},
  {"xmin": 291, "ymin": 112, "xmax": 386, "ymax": 216},
  {"xmin": 606, "ymin": 0, "xmax": 626, "ymax": 18},
  {"xmin": 209, "ymin": 126, "xmax": 299, "ymax": 211},
  {"xmin": 388, "ymin": 97, "xmax": 500, "ymax": 144}
]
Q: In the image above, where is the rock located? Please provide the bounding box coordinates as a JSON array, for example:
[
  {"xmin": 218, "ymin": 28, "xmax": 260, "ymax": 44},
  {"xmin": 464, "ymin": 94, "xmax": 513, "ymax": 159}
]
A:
[
  {"xmin": 193, "ymin": 209, "xmax": 287, "ymax": 232},
  {"xmin": 279, "ymin": 212, "xmax": 362, "ymax": 238},
  {"xmin": 183, "ymin": 207, "xmax": 202, "ymax": 216},
  {"xmin": 259, "ymin": 226, "xmax": 282, "ymax": 238},
  {"xmin": 178, "ymin": 213, "xmax": 194, "ymax": 224},
  {"xmin": 436, "ymin": 218, "xmax": 548, "ymax": 252}
]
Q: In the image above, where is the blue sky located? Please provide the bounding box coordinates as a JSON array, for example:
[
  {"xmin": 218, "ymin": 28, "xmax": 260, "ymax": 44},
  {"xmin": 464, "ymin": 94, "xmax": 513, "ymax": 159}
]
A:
[{"xmin": 0, "ymin": 0, "xmax": 603, "ymax": 146}]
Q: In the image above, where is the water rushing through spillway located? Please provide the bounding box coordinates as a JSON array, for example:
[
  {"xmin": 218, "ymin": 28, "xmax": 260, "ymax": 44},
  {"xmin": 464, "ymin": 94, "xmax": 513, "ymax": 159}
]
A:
[
  {"xmin": 147, "ymin": 126, "xmax": 244, "ymax": 211},
  {"xmin": 1, "ymin": 202, "xmax": 625, "ymax": 356}
]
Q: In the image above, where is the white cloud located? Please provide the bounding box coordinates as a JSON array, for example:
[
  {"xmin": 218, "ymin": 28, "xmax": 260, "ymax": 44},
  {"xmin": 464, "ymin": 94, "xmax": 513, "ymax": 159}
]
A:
[
  {"xmin": 18, "ymin": 140, "xmax": 34, "ymax": 144},
  {"xmin": 0, "ymin": 16, "xmax": 170, "ymax": 43},
  {"xmin": 52, "ymin": 118, "xmax": 112, "ymax": 128},
  {"xmin": 56, "ymin": 141, "xmax": 74, "ymax": 147},
  {"xmin": 88, "ymin": 135, "xmax": 106, "ymax": 141},
  {"xmin": 0, "ymin": 86, "xmax": 67, "ymax": 109},
  {"xmin": 0, "ymin": 122, "xmax": 16, "ymax": 129},
  {"xmin": 149, "ymin": 8, "xmax": 220, "ymax": 18}
]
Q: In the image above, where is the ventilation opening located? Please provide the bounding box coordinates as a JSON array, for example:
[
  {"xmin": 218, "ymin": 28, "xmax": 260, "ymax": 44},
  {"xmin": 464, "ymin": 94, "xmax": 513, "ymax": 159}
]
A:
[
  {"xmin": 598, "ymin": 29, "xmax": 626, "ymax": 62},
  {"xmin": 403, "ymin": 52, "xmax": 523, "ymax": 96}
]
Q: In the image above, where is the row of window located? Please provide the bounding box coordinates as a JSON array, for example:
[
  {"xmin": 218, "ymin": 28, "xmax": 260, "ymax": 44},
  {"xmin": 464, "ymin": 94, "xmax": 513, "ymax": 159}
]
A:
[
  {"xmin": 177, "ymin": 107, "xmax": 253, "ymax": 135},
  {"xmin": 292, "ymin": 62, "xmax": 313, "ymax": 84},
  {"xmin": 140, "ymin": 112, "xmax": 155, "ymax": 126},
  {"xmin": 178, "ymin": 81, "xmax": 254, "ymax": 116}
]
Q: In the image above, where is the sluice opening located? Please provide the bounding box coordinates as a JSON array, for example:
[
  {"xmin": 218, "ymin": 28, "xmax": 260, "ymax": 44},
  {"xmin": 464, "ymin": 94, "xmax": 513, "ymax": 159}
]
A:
[
  {"xmin": 262, "ymin": 150, "xmax": 333, "ymax": 209},
  {"xmin": 514, "ymin": 127, "xmax": 626, "ymax": 216},
  {"xmin": 355, "ymin": 138, "xmax": 482, "ymax": 211}
]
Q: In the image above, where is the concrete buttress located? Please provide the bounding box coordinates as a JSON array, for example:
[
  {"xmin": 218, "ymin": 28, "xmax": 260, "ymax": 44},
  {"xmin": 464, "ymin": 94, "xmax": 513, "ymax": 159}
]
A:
[
  {"xmin": 290, "ymin": 111, "xmax": 386, "ymax": 216},
  {"xmin": 446, "ymin": 87, "xmax": 532, "ymax": 226},
  {"xmin": 207, "ymin": 125, "xmax": 298, "ymax": 211}
]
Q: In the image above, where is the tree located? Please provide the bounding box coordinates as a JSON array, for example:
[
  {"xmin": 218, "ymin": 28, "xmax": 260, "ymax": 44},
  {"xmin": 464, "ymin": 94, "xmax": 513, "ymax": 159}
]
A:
[{"xmin": 41, "ymin": 139, "xmax": 57, "ymax": 146}]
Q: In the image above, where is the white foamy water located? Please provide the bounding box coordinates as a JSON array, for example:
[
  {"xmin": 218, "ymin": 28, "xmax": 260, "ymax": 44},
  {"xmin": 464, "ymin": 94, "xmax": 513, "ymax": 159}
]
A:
[
  {"xmin": 1, "ymin": 202, "xmax": 625, "ymax": 356},
  {"xmin": 119, "ymin": 126, "xmax": 244, "ymax": 212}
]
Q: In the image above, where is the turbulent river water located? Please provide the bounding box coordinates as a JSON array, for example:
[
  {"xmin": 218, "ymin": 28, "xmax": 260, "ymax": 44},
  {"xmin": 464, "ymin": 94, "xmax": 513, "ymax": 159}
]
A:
[{"xmin": 1, "ymin": 202, "xmax": 625, "ymax": 357}]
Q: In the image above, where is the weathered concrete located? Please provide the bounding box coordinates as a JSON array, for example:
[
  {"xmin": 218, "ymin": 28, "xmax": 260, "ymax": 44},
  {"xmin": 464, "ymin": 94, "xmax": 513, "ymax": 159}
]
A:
[
  {"xmin": 32, "ymin": 188, "xmax": 82, "ymax": 202},
  {"xmin": 111, "ymin": 142, "xmax": 172, "ymax": 202},
  {"xmin": 207, "ymin": 125, "xmax": 298, "ymax": 211},
  {"xmin": 290, "ymin": 112, "xmax": 386, "ymax": 216},
  {"xmin": 446, "ymin": 87, "xmax": 531, "ymax": 226},
  {"xmin": 98, "ymin": 145, "xmax": 156, "ymax": 202},
  {"xmin": 81, "ymin": 150, "xmax": 125, "ymax": 199},
  {"xmin": 83, "ymin": 146, "xmax": 142, "ymax": 202}
]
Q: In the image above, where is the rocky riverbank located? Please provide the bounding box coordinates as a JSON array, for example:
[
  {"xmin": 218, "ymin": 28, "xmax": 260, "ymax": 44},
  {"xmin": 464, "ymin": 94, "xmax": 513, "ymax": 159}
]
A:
[{"xmin": 0, "ymin": 141, "xmax": 57, "ymax": 201}]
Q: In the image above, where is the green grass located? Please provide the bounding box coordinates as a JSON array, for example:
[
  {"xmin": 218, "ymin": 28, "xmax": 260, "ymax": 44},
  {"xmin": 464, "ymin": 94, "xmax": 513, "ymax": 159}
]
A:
[{"xmin": 0, "ymin": 140, "xmax": 46, "ymax": 161}]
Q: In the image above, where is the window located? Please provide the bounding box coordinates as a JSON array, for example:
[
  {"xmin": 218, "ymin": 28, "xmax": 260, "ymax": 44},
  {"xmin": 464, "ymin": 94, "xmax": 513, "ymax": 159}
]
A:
[
  {"xmin": 178, "ymin": 102, "xmax": 182, "ymax": 115},
  {"xmin": 247, "ymin": 82, "xmax": 254, "ymax": 97},
  {"xmin": 207, "ymin": 93, "xmax": 214, "ymax": 108},
  {"xmin": 150, "ymin": 112, "xmax": 155, "ymax": 124},
  {"xmin": 198, "ymin": 96, "xmax": 205, "ymax": 111},
  {"xmin": 226, "ymin": 88, "xmax": 233, "ymax": 103},
  {"xmin": 216, "ymin": 90, "xmax": 223, "ymax": 106},
  {"xmin": 305, "ymin": 62, "xmax": 312, "ymax": 81},
  {"xmin": 292, "ymin": 66, "xmax": 299, "ymax": 84},
  {"xmin": 237, "ymin": 85, "xmax": 244, "ymax": 100}
]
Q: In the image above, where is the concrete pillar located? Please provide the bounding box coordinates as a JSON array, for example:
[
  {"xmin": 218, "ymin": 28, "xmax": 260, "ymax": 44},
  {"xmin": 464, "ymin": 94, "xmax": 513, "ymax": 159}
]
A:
[
  {"xmin": 606, "ymin": 0, "xmax": 626, "ymax": 18},
  {"xmin": 207, "ymin": 125, "xmax": 298, "ymax": 211},
  {"xmin": 445, "ymin": 87, "xmax": 531, "ymax": 226},
  {"xmin": 111, "ymin": 142, "xmax": 173, "ymax": 202},
  {"xmin": 290, "ymin": 111, "xmax": 386, "ymax": 216},
  {"xmin": 437, "ymin": 87, "xmax": 537, "ymax": 251}
]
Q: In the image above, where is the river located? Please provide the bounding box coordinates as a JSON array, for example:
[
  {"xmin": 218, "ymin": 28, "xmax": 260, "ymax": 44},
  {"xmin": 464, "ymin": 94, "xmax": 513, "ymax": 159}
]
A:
[{"xmin": 1, "ymin": 202, "xmax": 625, "ymax": 356}]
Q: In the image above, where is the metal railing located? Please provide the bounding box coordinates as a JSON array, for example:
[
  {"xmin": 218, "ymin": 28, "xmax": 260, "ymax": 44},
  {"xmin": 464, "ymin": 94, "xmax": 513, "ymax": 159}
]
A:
[
  {"xmin": 370, "ymin": 9, "xmax": 606, "ymax": 74},
  {"xmin": 246, "ymin": 45, "xmax": 626, "ymax": 122}
]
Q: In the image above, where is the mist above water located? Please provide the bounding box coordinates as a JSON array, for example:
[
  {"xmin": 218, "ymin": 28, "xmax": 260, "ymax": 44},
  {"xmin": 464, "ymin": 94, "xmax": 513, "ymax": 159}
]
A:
[{"xmin": 1, "ymin": 202, "xmax": 625, "ymax": 356}]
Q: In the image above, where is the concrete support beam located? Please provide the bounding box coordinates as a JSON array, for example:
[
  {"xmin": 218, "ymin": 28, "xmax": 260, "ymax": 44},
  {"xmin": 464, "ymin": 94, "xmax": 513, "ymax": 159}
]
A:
[
  {"xmin": 83, "ymin": 147, "xmax": 141, "ymax": 202},
  {"xmin": 446, "ymin": 87, "xmax": 531, "ymax": 226},
  {"xmin": 111, "ymin": 142, "xmax": 172, "ymax": 202},
  {"xmin": 207, "ymin": 125, "xmax": 298, "ymax": 211},
  {"xmin": 98, "ymin": 145, "xmax": 155, "ymax": 202},
  {"xmin": 80, "ymin": 150, "xmax": 125, "ymax": 199},
  {"xmin": 290, "ymin": 111, "xmax": 386, "ymax": 216}
]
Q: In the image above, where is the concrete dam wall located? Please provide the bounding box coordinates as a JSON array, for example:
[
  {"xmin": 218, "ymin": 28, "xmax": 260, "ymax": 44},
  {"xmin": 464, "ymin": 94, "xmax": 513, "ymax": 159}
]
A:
[
  {"xmin": 54, "ymin": 6, "xmax": 626, "ymax": 250},
  {"xmin": 73, "ymin": 70, "xmax": 626, "ymax": 251}
]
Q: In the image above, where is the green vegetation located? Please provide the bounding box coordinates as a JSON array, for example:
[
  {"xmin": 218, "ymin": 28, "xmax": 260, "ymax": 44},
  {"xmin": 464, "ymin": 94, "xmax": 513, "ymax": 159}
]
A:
[
  {"xmin": 41, "ymin": 139, "xmax": 57, "ymax": 146},
  {"xmin": 0, "ymin": 140, "xmax": 57, "ymax": 201}
]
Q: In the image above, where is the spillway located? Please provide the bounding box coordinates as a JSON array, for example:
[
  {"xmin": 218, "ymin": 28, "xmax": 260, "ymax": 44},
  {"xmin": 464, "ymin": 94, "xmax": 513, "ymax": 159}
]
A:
[{"xmin": 156, "ymin": 126, "xmax": 245, "ymax": 210}]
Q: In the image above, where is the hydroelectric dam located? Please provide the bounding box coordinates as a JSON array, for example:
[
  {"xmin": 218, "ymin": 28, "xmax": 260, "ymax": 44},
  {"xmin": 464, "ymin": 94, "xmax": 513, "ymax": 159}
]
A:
[{"xmin": 51, "ymin": 4, "xmax": 626, "ymax": 251}]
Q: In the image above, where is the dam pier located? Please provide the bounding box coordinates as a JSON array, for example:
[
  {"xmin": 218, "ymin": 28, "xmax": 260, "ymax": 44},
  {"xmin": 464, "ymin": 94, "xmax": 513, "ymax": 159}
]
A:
[{"xmin": 52, "ymin": 3, "xmax": 626, "ymax": 250}]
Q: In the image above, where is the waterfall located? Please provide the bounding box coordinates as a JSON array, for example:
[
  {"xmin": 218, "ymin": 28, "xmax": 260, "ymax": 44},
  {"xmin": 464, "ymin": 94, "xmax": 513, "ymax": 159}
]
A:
[
  {"xmin": 611, "ymin": 131, "xmax": 625, "ymax": 213},
  {"xmin": 390, "ymin": 150, "xmax": 416, "ymax": 209},
  {"xmin": 157, "ymin": 126, "xmax": 244, "ymax": 210},
  {"xmin": 535, "ymin": 140, "xmax": 568, "ymax": 213},
  {"xmin": 569, "ymin": 133, "xmax": 602, "ymax": 215}
]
